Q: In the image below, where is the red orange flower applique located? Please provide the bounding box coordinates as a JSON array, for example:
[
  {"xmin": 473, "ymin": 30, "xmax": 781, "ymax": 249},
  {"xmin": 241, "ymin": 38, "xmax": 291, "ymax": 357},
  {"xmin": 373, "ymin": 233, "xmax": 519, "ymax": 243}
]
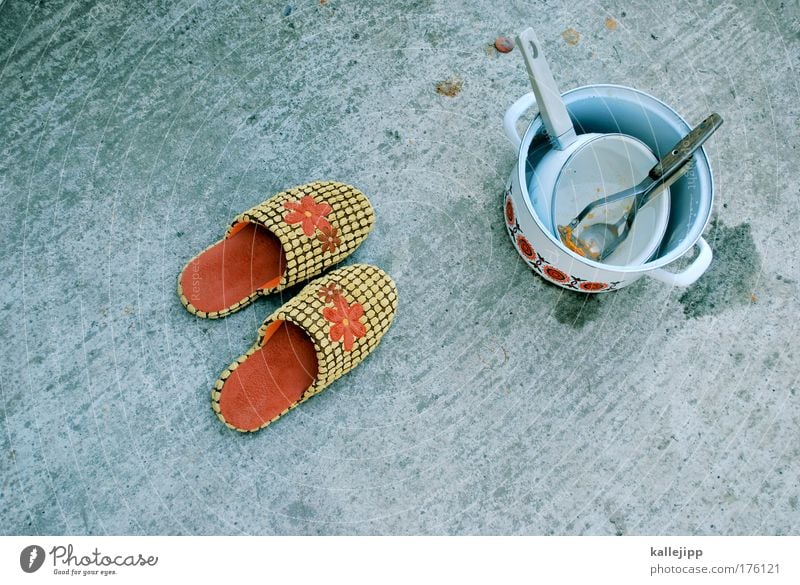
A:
[
  {"xmin": 318, "ymin": 283, "xmax": 344, "ymax": 305},
  {"xmin": 317, "ymin": 225, "xmax": 342, "ymax": 253},
  {"xmin": 284, "ymin": 195, "xmax": 333, "ymax": 237},
  {"xmin": 319, "ymin": 284, "xmax": 366, "ymax": 351}
]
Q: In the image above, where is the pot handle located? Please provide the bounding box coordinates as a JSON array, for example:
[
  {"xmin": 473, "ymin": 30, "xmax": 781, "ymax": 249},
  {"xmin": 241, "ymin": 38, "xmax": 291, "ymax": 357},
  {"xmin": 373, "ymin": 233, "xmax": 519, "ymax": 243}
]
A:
[
  {"xmin": 646, "ymin": 237, "xmax": 713, "ymax": 287},
  {"xmin": 503, "ymin": 92, "xmax": 537, "ymax": 150}
]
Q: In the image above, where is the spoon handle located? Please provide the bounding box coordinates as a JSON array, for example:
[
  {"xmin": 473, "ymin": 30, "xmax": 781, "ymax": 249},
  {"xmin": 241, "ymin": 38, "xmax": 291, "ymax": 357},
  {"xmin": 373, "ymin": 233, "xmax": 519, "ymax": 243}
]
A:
[
  {"xmin": 649, "ymin": 113, "xmax": 723, "ymax": 180},
  {"xmin": 516, "ymin": 28, "xmax": 577, "ymax": 151}
]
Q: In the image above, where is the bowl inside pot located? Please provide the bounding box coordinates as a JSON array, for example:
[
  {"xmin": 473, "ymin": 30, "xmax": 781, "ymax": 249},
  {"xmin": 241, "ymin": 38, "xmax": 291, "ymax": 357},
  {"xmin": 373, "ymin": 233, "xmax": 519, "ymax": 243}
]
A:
[
  {"xmin": 549, "ymin": 133, "xmax": 670, "ymax": 266},
  {"xmin": 522, "ymin": 85, "xmax": 713, "ymax": 271}
]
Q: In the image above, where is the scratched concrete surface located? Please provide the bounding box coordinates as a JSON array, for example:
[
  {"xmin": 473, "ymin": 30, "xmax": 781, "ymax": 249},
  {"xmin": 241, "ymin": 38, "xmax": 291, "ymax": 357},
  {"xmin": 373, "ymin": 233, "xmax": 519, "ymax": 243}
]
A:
[{"xmin": 1, "ymin": 0, "xmax": 798, "ymax": 535}]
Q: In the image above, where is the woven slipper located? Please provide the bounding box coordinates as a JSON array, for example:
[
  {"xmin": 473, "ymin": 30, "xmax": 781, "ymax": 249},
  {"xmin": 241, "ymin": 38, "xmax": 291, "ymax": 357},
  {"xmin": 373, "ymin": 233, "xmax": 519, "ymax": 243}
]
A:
[
  {"xmin": 177, "ymin": 181, "xmax": 374, "ymax": 318},
  {"xmin": 212, "ymin": 264, "xmax": 398, "ymax": 432}
]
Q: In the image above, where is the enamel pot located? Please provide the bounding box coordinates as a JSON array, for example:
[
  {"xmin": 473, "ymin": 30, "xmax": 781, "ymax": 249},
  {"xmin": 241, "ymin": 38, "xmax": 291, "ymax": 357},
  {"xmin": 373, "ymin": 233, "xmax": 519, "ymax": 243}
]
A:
[{"xmin": 503, "ymin": 84, "xmax": 714, "ymax": 292}]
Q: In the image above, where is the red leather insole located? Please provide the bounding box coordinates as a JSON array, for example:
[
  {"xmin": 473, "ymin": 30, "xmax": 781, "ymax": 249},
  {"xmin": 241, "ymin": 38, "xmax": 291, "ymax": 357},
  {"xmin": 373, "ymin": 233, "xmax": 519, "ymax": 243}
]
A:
[
  {"xmin": 180, "ymin": 223, "xmax": 285, "ymax": 314},
  {"xmin": 219, "ymin": 321, "xmax": 318, "ymax": 431}
]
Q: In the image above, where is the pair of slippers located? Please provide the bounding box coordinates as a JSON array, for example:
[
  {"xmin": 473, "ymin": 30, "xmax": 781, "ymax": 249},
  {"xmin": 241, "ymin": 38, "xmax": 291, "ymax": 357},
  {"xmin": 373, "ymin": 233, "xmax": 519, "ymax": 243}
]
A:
[{"xmin": 177, "ymin": 181, "xmax": 398, "ymax": 432}]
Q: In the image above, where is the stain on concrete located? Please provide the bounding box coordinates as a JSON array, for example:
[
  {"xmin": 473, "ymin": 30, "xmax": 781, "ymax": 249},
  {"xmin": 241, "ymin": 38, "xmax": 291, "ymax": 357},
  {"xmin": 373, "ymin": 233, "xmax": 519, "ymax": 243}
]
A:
[
  {"xmin": 609, "ymin": 514, "xmax": 625, "ymax": 536},
  {"xmin": 763, "ymin": 351, "xmax": 780, "ymax": 369},
  {"xmin": 424, "ymin": 30, "xmax": 444, "ymax": 47},
  {"xmin": 286, "ymin": 501, "xmax": 314, "ymax": 520},
  {"xmin": 553, "ymin": 292, "xmax": 602, "ymax": 328},
  {"xmin": 678, "ymin": 218, "xmax": 762, "ymax": 318},
  {"xmin": 604, "ymin": 500, "xmax": 626, "ymax": 535},
  {"xmin": 416, "ymin": 394, "xmax": 438, "ymax": 413},
  {"xmin": 562, "ymin": 28, "xmax": 580, "ymax": 46},
  {"xmin": 435, "ymin": 76, "xmax": 462, "ymax": 97}
]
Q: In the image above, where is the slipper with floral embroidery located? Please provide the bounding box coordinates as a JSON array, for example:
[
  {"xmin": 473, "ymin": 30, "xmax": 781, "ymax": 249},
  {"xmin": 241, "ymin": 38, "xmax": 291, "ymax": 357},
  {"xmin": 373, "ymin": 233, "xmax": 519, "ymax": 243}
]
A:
[
  {"xmin": 212, "ymin": 264, "xmax": 398, "ymax": 432},
  {"xmin": 177, "ymin": 181, "xmax": 374, "ymax": 319}
]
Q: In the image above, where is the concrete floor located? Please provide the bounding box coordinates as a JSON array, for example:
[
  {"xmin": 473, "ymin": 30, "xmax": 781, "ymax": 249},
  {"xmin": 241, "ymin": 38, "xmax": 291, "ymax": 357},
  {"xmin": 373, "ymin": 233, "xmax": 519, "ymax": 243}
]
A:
[{"xmin": 1, "ymin": 0, "xmax": 798, "ymax": 535}]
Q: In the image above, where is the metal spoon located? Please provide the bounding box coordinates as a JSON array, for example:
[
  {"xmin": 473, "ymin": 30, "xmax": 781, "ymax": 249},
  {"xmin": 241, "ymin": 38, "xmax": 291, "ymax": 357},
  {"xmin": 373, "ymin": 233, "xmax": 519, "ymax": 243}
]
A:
[
  {"xmin": 558, "ymin": 113, "xmax": 723, "ymax": 261},
  {"xmin": 560, "ymin": 161, "xmax": 692, "ymax": 260}
]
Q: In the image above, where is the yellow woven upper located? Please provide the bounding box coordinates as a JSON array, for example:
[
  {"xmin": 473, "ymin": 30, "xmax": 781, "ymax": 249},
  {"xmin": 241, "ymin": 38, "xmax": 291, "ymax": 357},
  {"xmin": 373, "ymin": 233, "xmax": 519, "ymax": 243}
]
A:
[
  {"xmin": 258, "ymin": 264, "xmax": 398, "ymax": 398},
  {"xmin": 227, "ymin": 181, "xmax": 375, "ymax": 292}
]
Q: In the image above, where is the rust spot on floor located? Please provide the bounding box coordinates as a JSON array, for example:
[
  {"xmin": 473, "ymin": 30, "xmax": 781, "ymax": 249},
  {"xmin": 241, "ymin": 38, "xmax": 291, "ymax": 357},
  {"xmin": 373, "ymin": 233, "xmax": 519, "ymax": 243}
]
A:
[
  {"xmin": 436, "ymin": 76, "xmax": 463, "ymax": 97},
  {"xmin": 494, "ymin": 36, "xmax": 514, "ymax": 53},
  {"xmin": 562, "ymin": 28, "xmax": 580, "ymax": 46},
  {"xmin": 605, "ymin": 17, "xmax": 618, "ymax": 30}
]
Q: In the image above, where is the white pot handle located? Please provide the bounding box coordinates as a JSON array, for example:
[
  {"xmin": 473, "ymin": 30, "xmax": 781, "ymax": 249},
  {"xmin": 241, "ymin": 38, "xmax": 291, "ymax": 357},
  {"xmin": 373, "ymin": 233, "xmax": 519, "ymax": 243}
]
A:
[
  {"xmin": 647, "ymin": 237, "xmax": 713, "ymax": 287},
  {"xmin": 503, "ymin": 92, "xmax": 537, "ymax": 150}
]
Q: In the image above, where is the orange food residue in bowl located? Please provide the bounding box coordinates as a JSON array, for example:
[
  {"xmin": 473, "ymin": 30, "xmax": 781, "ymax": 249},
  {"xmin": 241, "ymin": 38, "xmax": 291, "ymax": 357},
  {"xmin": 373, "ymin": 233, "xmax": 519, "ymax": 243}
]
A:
[{"xmin": 558, "ymin": 225, "xmax": 587, "ymax": 257}]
